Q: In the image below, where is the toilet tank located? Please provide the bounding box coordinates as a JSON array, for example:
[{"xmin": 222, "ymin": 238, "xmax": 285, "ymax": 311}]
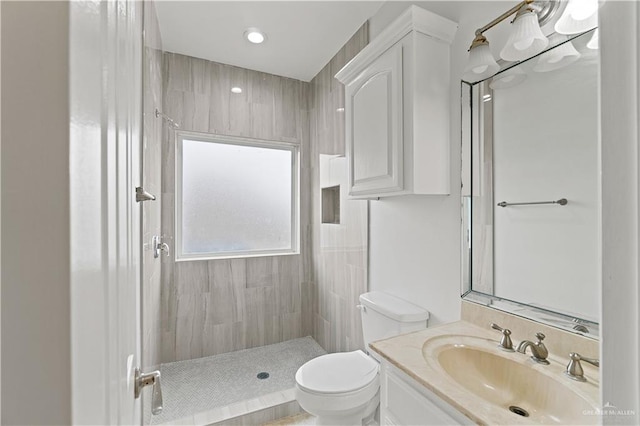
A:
[{"xmin": 358, "ymin": 291, "xmax": 429, "ymax": 351}]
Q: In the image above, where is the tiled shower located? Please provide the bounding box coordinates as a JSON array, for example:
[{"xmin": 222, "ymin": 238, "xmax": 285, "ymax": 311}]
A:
[{"xmin": 141, "ymin": 1, "xmax": 370, "ymax": 423}]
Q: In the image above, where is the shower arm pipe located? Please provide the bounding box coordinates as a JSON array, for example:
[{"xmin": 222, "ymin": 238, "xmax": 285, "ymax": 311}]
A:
[
  {"xmin": 473, "ymin": 0, "xmax": 534, "ymax": 38},
  {"xmin": 155, "ymin": 108, "xmax": 180, "ymax": 129}
]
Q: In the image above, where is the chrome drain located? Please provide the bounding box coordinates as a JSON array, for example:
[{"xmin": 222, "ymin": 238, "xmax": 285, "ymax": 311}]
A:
[
  {"xmin": 257, "ymin": 372, "xmax": 270, "ymax": 380},
  {"xmin": 509, "ymin": 406, "xmax": 529, "ymax": 417}
]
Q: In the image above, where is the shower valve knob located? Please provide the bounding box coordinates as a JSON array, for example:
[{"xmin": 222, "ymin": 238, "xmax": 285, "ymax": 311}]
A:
[{"xmin": 152, "ymin": 236, "xmax": 170, "ymax": 258}]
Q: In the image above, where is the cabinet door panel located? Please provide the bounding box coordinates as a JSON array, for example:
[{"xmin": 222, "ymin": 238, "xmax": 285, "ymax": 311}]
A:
[
  {"xmin": 385, "ymin": 369, "xmax": 461, "ymax": 425},
  {"xmin": 346, "ymin": 42, "xmax": 403, "ymax": 197},
  {"xmin": 353, "ymin": 74, "xmax": 391, "ymax": 182}
]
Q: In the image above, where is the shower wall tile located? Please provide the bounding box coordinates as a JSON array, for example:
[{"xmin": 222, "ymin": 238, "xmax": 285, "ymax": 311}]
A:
[
  {"xmin": 175, "ymin": 261, "xmax": 209, "ymax": 294},
  {"xmin": 141, "ymin": 0, "xmax": 163, "ymax": 371},
  {"xmin": 300, "ymin": 281, "xmax": 314, "ymax": 337},
  {"xmin": 309, "ymin": 24, "xmax": 369, "ymax": 354},
  {"xmin": 281, "ymin": 312, "xmax": 302, "ymax": 342},
  {"xmin": 246, "ymin": 257, "xmax": 276, "ymax": 288},
  {"xmin": 160, "ymin": 52, "xmax": 313, "ymax": 362},
  {"xmin": 208, "ymin": 258, "xmax": 245, "ymax": 287},
  {"xmin": 203, "ymin": 323, "xmax": 233, "ymax": 356}
]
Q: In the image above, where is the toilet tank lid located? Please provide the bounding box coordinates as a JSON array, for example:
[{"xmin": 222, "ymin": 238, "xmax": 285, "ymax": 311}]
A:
[{"xmin": 359, "ymin": 291, "xmax": 430, "ymax": 322}]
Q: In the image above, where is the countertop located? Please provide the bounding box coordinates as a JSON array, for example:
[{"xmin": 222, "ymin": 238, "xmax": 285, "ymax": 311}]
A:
[{"xmin": 369, "ymin": 320, "xmax": 600, "ymax": 425}]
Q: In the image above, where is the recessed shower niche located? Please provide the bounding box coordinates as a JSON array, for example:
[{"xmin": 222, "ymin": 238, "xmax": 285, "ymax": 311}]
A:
[{"xmin": 322, "ymin": 185, "xmax": 341, "ymax": 224}]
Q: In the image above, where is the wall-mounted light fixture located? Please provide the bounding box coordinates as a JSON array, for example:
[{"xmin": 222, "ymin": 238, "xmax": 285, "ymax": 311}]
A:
[
  {"xmin": 463, "ymin": 0, "xmax": 599, "ymax": 83},
  {"xmin": 554, "ymin": 0, "xmax": 599, "ymax": 35}
]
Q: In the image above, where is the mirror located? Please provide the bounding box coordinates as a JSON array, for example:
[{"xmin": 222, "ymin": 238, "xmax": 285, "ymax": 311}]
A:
[{"xmin": 461, "ymin": 29, "xmax": 600, "ymax": 338}]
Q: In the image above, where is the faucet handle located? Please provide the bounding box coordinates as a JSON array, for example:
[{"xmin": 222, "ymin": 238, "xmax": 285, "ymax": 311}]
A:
[
  {"xmin": 535, "ymin": 332, "xmax": 546, "ymax": 342},
  {"xmin": 565, "ymin": 352, "xmax": 599, "ymax": 382},
  {"xmin": 490, "ymin": 323, "xmax": 514, "ymax": 351}
]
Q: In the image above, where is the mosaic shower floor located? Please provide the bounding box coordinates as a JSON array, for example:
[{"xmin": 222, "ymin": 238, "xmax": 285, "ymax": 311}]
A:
[{"xmin": 146, "ymin": 337, "xmax": 325, "ymax": 425}]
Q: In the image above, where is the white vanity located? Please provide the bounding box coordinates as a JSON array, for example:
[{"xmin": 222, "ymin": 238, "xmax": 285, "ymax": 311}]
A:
[
  {"xmin": 371, "ymin": 314, "xmax": 600, "ymax": 425},
  {"xmin": 380, "ymin": 359, "xmax": 473, "ymax": 425}
]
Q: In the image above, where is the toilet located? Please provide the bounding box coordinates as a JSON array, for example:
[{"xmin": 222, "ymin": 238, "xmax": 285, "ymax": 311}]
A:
[{"xmin": 295, "ymin": 291, "xmax": 430, "ymax": 425}]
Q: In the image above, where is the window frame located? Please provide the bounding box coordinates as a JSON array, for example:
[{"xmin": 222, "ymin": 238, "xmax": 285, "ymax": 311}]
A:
[{"xmin": 175, "ymin": 130, "xmax": 300, "ymax": 261}]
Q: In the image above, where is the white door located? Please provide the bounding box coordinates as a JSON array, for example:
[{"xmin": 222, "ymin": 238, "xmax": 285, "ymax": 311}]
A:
[{"xmin": 70, "ymin": 1, "xmax": 144, "ymax": 424}]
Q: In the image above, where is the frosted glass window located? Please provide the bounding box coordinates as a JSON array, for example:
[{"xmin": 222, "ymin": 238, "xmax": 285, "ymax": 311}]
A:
[{"xmin": 177, "ymin": 133, "xmax": 298, "ymax": 260}]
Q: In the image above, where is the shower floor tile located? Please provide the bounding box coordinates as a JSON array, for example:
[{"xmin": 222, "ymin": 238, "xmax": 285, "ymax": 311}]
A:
[{"xmin": 147, "ymin": 336, "xmax": 325, "ymax": 425}]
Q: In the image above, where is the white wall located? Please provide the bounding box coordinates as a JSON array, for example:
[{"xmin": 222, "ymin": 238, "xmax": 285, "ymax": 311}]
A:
[
  {"xmin": 600, "ymin": 1, "xmax": 640, "ymax": 423},
  {"xmin": 367, "ymin": 2, "xmax": 512, "ymax": 326},
  {"xmin": 1, "ymin": 2, "xmax": 72, "ymax": 423},
  {"xmin": 0, "ymin": 2, "xmax": 3, "ymax": 417}
]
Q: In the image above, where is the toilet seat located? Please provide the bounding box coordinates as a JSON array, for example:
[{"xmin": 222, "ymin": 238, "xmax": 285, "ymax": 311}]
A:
[{"xmin": 295, "ymin": 350, "xmax": 379, "ymax": 394}]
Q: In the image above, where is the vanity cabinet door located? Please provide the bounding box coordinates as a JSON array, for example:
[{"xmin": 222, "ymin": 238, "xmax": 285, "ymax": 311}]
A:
[
  {"xmin": 381, "ymin": 362, "xmax": 473, "ymax": 426},
  {"xmin": 345, "ymin": 42, "xmax": 404, "ymax": 198}
]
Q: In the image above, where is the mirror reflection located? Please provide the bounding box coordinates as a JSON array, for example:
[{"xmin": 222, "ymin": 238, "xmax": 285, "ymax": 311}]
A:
[{"xmin": 462, "ymin": 29, "xmax": 599, "ymax": 336}]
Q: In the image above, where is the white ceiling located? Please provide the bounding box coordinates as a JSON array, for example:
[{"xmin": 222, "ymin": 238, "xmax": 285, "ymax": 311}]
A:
[{"xmin": 155, "ymin": 1, "xmax": 385, "ymax": 82}]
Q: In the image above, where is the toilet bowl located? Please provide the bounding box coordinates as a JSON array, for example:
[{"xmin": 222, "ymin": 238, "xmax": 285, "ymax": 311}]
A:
[
  {"xmin": 295, "ymin": 291, "xmax": 430, "ymax": 425},
  {"xmin": 295, "ymin": 350, "xmax": 379, "ymax": 425}
]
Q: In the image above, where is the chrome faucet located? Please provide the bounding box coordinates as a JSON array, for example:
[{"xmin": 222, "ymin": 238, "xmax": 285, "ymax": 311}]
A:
[
  {"xmin": 516, "ymin": 332, "xmax": 550, "ymax": 364},
  {"xmin": 565, "ymin": 352, "xmax": 599, "ymax": 382},
  {"xmin": 490, "ymin": 323, "xmax": 514, "ymax": 351}
]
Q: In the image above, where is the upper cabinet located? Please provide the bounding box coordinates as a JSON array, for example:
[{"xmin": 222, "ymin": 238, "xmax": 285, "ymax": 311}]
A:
[{"xmin": 335, "ymin": 6, "xmax": 457, "ymax": 198}]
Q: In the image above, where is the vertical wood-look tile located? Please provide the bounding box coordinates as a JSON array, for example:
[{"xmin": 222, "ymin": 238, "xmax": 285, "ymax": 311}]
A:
[
  {"xmin": 250, "ymin": 103, "xmax": 274, "ymax": 140},
  {"xmin": 175, "ymin": 292, "xmax": 206, "ymax": 360},
  {"xmin": 301, "ymin": 281, "xmax": 313, "ymax": 337},
  {"xmin": 203, "ymin": 322, "xmax": 233, "ymax": 356},
  {"xmin": 246, "ymin": 257, "xmax": 277, "ymax": 288},
  {"xmin": 310, "ymin": 24, "xmax": 369, "ymax": 354},
  {"xmin": 160, "ymin": 50, "xmax": 312, "ymax": 362},
  {"xmin": 190, "ymin": 56, "xmax": 210, "ymax": 95},
  {"xmin": 227, "ymin": 66, "xmax": 250, "ymax": 136},
  {"xmin": 175, "ymin": 261, "xmax": 209, "ymax": 294},
  {"xmin": 208, "ymin": 61, "xmax": 231, "ymax": 134}
]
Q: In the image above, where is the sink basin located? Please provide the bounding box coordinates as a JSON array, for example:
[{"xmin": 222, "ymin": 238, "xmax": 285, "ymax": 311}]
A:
[{"xmin": 422, "ymin": 335, "xmax": 599, "ymax": 424}]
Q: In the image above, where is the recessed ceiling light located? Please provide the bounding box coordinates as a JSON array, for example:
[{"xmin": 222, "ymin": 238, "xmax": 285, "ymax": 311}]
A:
[
  {"xmin": 244, "ymin": 28, "xmax": 266, "ymax": 44},
  {"xmin": 231, "ymin": 87, "xmax": 242, "ymax": 94}
]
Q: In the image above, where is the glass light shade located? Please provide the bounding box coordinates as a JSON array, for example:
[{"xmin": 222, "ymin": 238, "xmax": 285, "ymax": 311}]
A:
[
  {"xmin": 463, "ymin": 43, "xmax": 500, "ymax": 82},
  {"xmin": 500, "ymin": 10, "xmax": 549, "ymax": 62},
  {"xmin": 555, "ymin": 0, "xmax": 598, "ymax": 35},
  {"xmin": 587, "ymin": 29, "xmax": 599, "ymax": 50},
  {"xmin": 533, "ymin": 34, "xmax": 581, "ymax": 73},
  {"xmin": 490, "ymin": 67, "xmax": 527, "ymax": 90}
]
